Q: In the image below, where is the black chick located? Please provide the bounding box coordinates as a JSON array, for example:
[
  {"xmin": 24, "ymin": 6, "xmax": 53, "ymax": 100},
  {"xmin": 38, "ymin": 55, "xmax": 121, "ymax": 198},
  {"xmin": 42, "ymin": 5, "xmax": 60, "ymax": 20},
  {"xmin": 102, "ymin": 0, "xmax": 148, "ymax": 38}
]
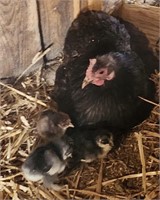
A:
[
  {"xmin": 65, "ymin": 127, "xmax": 114, "ymax": 164},
  {"xmin": 53, "ymin": 10, "xmax": 155, "ymax": 130},
  {"xmin": 37, "ymin": 109, "xmax": 73, "ymax": 140},
  {"xmin": 21, "ymin": 138, "xmax": 72, "ymax": 190}
]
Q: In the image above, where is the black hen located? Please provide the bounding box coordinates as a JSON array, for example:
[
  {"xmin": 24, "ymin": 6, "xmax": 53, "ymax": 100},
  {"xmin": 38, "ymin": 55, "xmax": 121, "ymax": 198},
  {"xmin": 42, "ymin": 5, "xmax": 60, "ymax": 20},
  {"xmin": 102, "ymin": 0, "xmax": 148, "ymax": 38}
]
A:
[
  {"xmin": 63, "ymin": 9, "xmax": 130, "ymax": 61},
  {"xmin": 52, "ymin": 10, "xmax": 155, "ymax": 130}
]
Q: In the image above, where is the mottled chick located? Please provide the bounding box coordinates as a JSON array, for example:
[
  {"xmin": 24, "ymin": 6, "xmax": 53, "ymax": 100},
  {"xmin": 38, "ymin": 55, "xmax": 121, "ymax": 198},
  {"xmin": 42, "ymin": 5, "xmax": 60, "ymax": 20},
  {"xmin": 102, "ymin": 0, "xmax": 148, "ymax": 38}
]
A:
[{"xmin": 22, "ymin": 138, "xmax": 72, "ymax": 190}]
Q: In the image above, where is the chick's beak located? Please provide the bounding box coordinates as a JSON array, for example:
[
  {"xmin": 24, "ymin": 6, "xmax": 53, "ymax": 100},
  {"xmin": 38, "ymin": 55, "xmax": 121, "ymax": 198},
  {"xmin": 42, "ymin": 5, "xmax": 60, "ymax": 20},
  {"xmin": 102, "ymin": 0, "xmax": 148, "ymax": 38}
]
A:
[
  {"xmin": 58, "ymin": 122, "xmax": 74, "ymax": 130},
  {"xmin": 68, "ymin": 122, "xmax": 74, "ymax": 128},
  {"xmin": 82, "ymin": 76, "xmax": 92, "ymax": 89}
]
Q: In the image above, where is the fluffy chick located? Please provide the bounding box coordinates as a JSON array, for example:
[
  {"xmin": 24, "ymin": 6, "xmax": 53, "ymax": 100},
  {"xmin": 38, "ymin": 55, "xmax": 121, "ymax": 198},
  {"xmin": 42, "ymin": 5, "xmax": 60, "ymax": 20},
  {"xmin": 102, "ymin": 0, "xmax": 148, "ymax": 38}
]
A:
[
  {"xmin": 66, "ymin": 127, "xmax": 114, "ymax": 164},
  {"xmin": 22, "ymin": 139, "xmax": 72, "ymax": 190},
  {"xmin": 37, "ymin": 109, "xmax": 73, "ymax": 140}
]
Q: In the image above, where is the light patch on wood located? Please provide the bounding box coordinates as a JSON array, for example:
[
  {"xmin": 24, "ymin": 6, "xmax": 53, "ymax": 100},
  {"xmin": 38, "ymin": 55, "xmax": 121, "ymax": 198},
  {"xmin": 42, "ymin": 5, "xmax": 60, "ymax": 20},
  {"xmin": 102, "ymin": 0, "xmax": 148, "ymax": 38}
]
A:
[
  {"xmin": 88, "ymin": 0, "xmax": 102, "ymax": 10},
  {"xmin": 0, "ymin": 0, "xmax": 42, "ymax": 78},
  {"xmin": 73, "ymin": 0, "xmax": 80, "ymax": 18},
  {"xmin": 38, "ymin": 0, "xmax": 74, "ymax": 60},
  {"xmin": 117, "ymin": 4, "xmax": 159, "ymax": 55},
  {"xmin": 27, "ymin": 1, "xmax": 38, "ymax": 34}
]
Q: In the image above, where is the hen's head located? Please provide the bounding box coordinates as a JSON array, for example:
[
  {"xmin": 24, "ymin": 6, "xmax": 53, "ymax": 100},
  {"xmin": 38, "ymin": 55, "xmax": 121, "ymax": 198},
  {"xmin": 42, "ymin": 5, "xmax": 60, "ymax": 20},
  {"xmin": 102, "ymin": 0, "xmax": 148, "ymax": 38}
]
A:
[{"xmin": 82, "ymin": 52, "xmax": 124, "ymax": 88}]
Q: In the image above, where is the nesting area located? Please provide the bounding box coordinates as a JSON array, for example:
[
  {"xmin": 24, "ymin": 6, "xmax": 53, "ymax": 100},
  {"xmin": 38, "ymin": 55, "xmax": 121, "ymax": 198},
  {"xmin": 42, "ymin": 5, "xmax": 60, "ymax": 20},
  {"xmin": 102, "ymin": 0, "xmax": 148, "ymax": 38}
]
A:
[{"xmin": 0, "ymin": 62, "xmax": 159, "ymax": 199}]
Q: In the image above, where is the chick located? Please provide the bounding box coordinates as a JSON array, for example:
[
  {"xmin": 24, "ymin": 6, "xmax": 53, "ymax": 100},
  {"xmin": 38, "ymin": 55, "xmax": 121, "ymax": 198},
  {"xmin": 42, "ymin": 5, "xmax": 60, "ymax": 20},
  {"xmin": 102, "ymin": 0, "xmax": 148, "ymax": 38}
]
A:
[
  {"xmin": 66, "ymin": 128, "xmax": 114, "ymax": 164},
  {"xmin": 21, "ymin": 139, "xmax": 72, "ymax": 190},
  {"xmin": 37, "ymin": 109, "xmax": 74, "ymax": 140},
  {"xmin": 80, "ymin": 130, "xmax": 114, "ymax": 163}
]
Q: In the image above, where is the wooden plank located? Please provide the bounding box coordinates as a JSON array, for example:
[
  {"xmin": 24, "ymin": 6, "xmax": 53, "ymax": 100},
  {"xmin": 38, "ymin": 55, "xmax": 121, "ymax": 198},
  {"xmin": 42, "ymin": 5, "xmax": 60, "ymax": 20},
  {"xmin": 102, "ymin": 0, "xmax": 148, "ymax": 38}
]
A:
[
  {"xmin": 38, "ymin": 0, "xmax": 74, "ymax": 61},
  {"xmin": 80, "ymin": 0, "xmax": 88, "ymax": 10},
  {"xmin": 87, "ymin": 0, "xmax": 102, "ymax": 10},
  {"xmin": 117, "ymin": 4, "xmax": 159, "ymax": 58},
  {"xmin": 102, "ymin": 0, "xmax": 123, "ymax": 14},
  {"xmin": 73, "ymin": 0, "xmax": 80, "ymax": 18},
  {"xmin": 0, "ymin": 0, "xmax": 42, "ymax": 79}
]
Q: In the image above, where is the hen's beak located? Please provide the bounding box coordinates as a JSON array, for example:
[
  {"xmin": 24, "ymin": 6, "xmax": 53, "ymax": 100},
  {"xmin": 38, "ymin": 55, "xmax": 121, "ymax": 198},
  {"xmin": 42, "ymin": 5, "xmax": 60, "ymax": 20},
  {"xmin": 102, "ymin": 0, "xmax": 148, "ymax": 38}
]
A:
[{"xmin": 82, "ymin": 76, "xmax": 92, "ymax": 89}]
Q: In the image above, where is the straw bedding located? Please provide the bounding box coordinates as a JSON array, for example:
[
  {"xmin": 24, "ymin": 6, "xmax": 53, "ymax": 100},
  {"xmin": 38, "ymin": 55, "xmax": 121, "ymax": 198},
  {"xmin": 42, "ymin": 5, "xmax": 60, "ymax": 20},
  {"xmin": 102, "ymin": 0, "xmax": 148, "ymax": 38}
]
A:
[{"xmin": 0, "ymin": 62, "xmax": 159, "ymax": 200}]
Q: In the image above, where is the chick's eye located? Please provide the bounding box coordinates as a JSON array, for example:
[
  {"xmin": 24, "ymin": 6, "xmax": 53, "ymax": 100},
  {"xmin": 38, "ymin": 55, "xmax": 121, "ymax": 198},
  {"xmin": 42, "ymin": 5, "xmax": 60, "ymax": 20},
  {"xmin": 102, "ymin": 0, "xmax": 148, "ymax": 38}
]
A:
[
  {"xmin": 101, "ymin": 139, "xmax": 109, "ymax": 144},
  {"xmin": 99, "ymin": 70, "xmax": 104, "ymax": 74},
  {"xmin": 43, "ymin": 165, "xmax": 51, "ymax": 172},
  {"xmin": 31, "ymin": 169, "xmax": 36, "ymax": 173}
]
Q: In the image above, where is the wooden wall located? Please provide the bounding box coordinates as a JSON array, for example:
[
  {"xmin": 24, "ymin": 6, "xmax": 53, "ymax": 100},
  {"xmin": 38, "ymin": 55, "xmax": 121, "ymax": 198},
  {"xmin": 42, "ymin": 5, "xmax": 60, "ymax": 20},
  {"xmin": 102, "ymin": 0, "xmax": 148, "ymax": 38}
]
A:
[
  {"xmin": 0, "ymin": 0, "xmax": 73, "ymax": 79},
  {"xmin": 0, "ymin": 0, "xmax": 159, "ymax": 79},
  {"xmin": 0, "ymin": 0, "xmax": 104, "ymax": 79},
  {"xmin": 0, "ymin": 0, "xmax": 41, "ymax": 78},
  {"xmin": 116, "ymin": 4, "xmax": 159, "ymax": 60}
]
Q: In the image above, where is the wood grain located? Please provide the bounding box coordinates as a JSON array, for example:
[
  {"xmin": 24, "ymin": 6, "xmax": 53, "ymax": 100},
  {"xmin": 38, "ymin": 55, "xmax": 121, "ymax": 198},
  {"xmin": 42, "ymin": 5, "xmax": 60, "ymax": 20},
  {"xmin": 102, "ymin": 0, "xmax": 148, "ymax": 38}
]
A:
[
  {"xmin": 87, "ymin": 0, "xmax": 102, "ymax": 10},
  {"xmin": 73, "ymin": 0, "xmax": 80, "ymax": 18},
  {"xmin": 0, "ymin": 0, "xmax": 42, "ymax": 78},
  {"xmin": 37, "ymin": 0, "xmax": 74, "ymax": 61},
  {"xmin": 80, "ymin": 0, "xmax": 88, "ymax": 10},
  {"xmin": 117, "ymin": 4, "xmax": 159, "ymax": 58}
]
